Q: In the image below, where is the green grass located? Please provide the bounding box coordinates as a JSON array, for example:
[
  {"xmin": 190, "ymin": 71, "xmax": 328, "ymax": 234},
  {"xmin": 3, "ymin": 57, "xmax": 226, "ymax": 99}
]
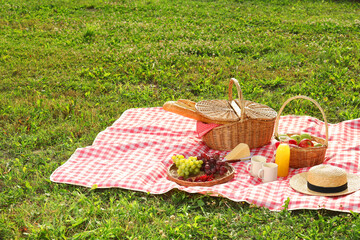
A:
[{"xmin": 1, "ymin": 0, "xmax": 360, "ymax": 238}]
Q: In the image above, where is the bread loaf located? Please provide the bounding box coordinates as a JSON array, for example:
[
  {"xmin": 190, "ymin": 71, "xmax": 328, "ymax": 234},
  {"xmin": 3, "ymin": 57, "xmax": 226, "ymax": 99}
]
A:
[
  {"xmin": 163, "ymin": 100, "xmax": 232, "ymax": 125},
  {"xmin": 163, "ymin": 101, "xmax": 204, "ymax": 121},
  {"xmin": 177, "ymin": 99, "xmax": 196, "ymax": 109}
]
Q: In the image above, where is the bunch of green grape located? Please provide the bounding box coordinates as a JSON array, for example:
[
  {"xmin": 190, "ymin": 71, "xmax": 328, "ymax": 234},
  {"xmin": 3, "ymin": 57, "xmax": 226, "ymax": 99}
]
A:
[{"xmin": 172, "ymin": 155, "xmax": 203, "ymax": 178}]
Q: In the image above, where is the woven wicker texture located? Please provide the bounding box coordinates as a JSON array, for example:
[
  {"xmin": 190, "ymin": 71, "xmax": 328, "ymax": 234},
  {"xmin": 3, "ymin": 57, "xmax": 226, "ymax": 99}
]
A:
[
  {"xmin": 197, "ymin": 78, "xmax": 277, "ymax": 150},
  {"xmin": 196, "ymin": 99, "xmax": 240, "ymax": 122},
  {"xmin": 202, "ymin": 118, "xmax": 276, "ymax": 150},
  {"xmin": 241, "ymin": 100, "xmax": 277, "ymax": 120},
  {"xmin": 307, "ymin": 164, "xmax": 347, "ymax": 188},
  {"xmin": 290, "ymin": 165, "xmax": 360, "ymax": 197},
  {"xmin": 274, "ymin": 96, "xmax": 329, "ymax": 168},
  {"xmin": 196, "ymin": 78, "xmax": 277, "ymax": 122},
  {"xmin": 167, "ymin": 163, "xmax": 235, "ymax": 187}
]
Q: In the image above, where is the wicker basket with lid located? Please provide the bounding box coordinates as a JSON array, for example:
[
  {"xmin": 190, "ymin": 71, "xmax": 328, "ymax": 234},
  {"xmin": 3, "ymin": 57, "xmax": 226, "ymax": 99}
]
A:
[{"xmin": 195, "ymin": 78, "xmax": 277, "ymax": 150}]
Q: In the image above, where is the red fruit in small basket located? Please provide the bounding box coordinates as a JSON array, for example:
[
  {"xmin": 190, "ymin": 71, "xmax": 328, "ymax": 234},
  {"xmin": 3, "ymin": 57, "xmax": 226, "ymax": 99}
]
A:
[
  {"xmin": 298, "ymin": 139, "xmax": 314, "ymax": 148},
  {"xmin": 288, "ymin": 144, "xmax": 300, "ymax": 148},
  {"xmin": 287, "ymin": 139, "xmax": 298, "ymax": 145},
  {"xmin": 206, "ymin": 174, "xmax": 214, "ymax": 181},
  {"xmin": 219, "ymin": 166, "xmax": 228, "ymax": 176}
]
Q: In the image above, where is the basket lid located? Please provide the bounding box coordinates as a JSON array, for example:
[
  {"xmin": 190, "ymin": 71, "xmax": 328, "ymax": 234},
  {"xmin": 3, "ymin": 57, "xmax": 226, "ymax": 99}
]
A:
[
  {"xmin": 195, "ymin": 78, "xmax": 277, "ymax": 122},
  {"xmin": 196, "ymin": 99, "xmax": 240, "ymax": 122},
  {"xmin": 241, "ymin": 100, "xmax": 277, "ymax": 120}
]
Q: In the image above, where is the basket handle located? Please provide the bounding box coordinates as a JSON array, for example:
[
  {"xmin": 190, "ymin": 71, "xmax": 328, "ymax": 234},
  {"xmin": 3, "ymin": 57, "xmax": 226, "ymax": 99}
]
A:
[
  {"xmin": 274, "ymin": 95, "xmax": 329, "ymax": 146},
  {"xmin": 228, "ymin": 78, "xmax": 245, "ymax": 121}
]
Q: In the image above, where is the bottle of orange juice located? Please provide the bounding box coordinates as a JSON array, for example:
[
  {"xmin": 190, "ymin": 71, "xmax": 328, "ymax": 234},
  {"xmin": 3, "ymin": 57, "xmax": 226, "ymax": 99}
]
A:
[{"xmin": 275, "ymin": 143, "xmax": 290, "ymax": 177}]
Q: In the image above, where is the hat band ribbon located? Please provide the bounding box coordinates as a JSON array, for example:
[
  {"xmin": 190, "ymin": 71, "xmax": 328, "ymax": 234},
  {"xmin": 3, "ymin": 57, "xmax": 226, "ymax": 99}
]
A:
[{"xmin": 307, "ymin": 182, "xmax": 348, "ymax": 193}]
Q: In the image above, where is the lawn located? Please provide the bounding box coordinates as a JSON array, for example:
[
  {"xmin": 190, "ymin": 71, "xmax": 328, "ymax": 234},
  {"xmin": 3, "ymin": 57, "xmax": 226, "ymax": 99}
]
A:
[{"xmin": 1, "ymin": 0, "xmax": 360, "ymax": 238}]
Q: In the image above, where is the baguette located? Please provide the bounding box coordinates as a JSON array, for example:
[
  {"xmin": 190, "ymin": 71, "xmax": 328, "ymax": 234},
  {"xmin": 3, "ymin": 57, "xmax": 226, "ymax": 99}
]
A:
[
  {"xmin": 177, "ymin": 99, "xmax": 196, "ymax": 109},
  {"xmin": 163, "ymin": 100, "xmax": 232, "ymax": 125},
  {"xmin": 163, "ymin": 101, "xmax": 198, "ymax": 119}
]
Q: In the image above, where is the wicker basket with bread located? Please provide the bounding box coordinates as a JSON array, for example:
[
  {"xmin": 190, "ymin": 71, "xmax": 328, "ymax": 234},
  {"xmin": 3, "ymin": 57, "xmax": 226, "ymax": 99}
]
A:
[{"xmin": 163, "ymin": 78, "xmax": 277, "ymax": 150}]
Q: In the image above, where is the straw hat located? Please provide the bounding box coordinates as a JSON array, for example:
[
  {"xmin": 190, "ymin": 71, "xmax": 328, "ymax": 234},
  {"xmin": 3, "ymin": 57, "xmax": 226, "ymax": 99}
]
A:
[{"xmin": 290, "ymin": 164, "xmax": 360, "ymax": 197}]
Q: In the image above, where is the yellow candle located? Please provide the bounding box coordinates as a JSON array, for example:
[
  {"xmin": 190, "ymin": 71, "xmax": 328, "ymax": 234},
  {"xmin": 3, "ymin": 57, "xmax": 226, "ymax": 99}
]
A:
[{"xmin": 275, "ymin": 143, "xmax": 290, "ymax": 177}]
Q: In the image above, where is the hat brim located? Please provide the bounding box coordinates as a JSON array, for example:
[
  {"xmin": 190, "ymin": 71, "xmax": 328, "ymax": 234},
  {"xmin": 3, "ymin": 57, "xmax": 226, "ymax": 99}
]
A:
[{"xmin": 290, "ymin": 172, "xmax": 360, "ymax": 197}]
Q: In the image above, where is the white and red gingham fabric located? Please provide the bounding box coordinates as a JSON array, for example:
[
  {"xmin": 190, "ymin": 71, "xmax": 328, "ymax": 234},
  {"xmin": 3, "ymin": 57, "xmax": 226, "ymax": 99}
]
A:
[{"xmin": 50, "ymin": 107, "xmax": 360, "ymax": 212}]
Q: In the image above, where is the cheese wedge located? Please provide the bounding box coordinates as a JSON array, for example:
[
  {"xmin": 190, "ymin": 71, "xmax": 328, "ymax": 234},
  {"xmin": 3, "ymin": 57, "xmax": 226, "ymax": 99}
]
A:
[{"xmin": 224, "ymin": 143, "xmax": 250, "ymax": 160}]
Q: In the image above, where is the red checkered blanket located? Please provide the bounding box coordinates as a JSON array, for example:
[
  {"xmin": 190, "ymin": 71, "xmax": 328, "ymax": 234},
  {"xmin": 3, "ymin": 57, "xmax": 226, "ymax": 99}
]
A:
[{"xmin": 50, "ymin": 107, "xmax": 360, "ymax": 212}]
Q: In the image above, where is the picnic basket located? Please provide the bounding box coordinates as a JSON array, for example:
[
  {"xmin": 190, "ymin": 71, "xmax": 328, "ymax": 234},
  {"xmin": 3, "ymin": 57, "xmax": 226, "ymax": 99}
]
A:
[
  {"xmin": 274, "ymin": 95, "xmax": 329, "ymax": 168},
  {"xmin": 195, "ymin": 78, "xmax": 277, "ymax": 151}
]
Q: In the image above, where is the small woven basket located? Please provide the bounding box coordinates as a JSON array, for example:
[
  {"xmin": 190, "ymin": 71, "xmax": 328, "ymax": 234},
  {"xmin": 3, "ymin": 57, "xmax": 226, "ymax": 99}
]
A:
[
  {"xmin": 167, "ymin": 163, "xmax": 235, "ymax": 187},
  {"xmin": 196, "ymin": 78, "xmax": 277, "ymax": 150},
  {"xmin": 274, "ymin": 96, "xmax": 329, "ymax": 168}
]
